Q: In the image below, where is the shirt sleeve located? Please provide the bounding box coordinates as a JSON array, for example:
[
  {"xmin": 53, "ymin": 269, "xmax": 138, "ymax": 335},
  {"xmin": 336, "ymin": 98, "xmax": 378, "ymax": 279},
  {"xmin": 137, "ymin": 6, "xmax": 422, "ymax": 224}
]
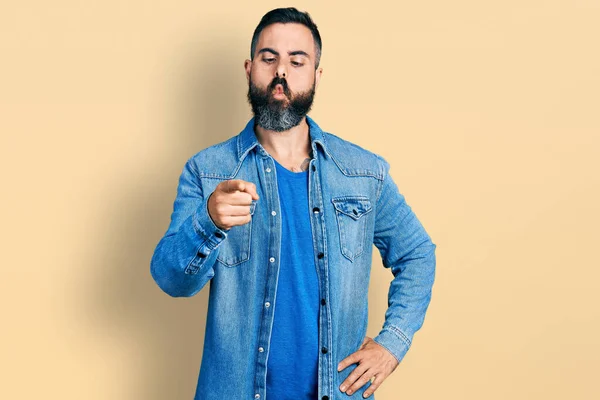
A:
[
  {"xmin": 371, "ymin": 155, "xmax": 437, "ymax": 364},
  {"xmin": 150, "ymin": 157, "xmax": 230, "ymax": 297}
]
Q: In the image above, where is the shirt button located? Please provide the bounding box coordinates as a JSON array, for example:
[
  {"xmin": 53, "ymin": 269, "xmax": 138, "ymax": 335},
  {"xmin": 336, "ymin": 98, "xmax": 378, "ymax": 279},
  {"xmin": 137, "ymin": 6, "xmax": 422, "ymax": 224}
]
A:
[
  {"xmin": 266, "ymin": 167, "xmax": 271, "ymax": 172},
  {"xmin": 255, "ymin": 394, "xmax": 260, "ymax": 399},
  {"xmin": 313, "ymin": 207, "xmax": 320, "ymax": 213},
  {"xmin": 258, "ymin": 347, "xmax": 264, "ymax": 352},
  {"xmin": 271, "ymin": 210, "xmax": 276, "ymax": 216},
  {"xmin": 269, "ymin": 257, "xmax": 275, "ymax": 263},
  {"xmin": 318, "ymin": 252, "xmax": 324, "ymax": 259},
  {"xmin": 321, "ymin": 347, "xmax": 328, "ymax": 354},
  {"xmin": 265, "ymin": 301, "xmax": 270, "ymax": 308},
  {"xmin": 321, "ymin": 298, "xmax": 326, "ymax": 305},
  {"xmin": 322, "ymin": 396, "xmax": 329, "ymax": 400}
]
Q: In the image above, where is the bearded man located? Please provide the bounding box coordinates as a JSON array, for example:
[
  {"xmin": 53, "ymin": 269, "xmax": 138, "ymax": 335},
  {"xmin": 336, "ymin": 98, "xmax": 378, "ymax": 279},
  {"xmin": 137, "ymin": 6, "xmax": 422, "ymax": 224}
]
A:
[{"xmin": 150, "ymin": 7, "xmax": 437, "ymax": 400}]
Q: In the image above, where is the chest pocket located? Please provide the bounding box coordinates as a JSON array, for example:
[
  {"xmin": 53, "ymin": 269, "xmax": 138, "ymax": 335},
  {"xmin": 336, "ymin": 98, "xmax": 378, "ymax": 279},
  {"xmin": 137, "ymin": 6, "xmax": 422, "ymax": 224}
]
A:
[
  {"xmin": 331, "ymin": 195, "xmax": 373, "ymax": 262},
  {"xmin": 216, "ymin": 199, "xmax": 256, "ymax": 267}
]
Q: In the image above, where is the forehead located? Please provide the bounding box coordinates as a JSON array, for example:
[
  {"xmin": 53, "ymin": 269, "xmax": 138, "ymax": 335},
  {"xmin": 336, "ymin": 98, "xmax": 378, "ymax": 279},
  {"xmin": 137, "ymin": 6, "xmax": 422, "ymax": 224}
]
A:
[{"xmin": 255, "ymin": 23, "xmax": 315, "ymax": 57}]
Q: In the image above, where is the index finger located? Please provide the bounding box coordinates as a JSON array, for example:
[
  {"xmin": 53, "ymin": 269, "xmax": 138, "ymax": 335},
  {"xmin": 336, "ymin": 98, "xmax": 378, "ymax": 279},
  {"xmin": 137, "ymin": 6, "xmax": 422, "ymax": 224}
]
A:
[
  {"xmin": 223, "ymin": 179, "xmax": 259, "ymax": 200},
  {"xmin": 337, "ymin": 351, "xmax": 362, "ymax": 372}
]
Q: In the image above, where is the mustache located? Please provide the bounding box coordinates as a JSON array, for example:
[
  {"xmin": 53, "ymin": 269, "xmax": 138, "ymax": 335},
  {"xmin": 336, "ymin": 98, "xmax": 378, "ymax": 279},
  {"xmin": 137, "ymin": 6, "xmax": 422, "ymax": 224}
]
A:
[{"xmin": 268, "ymin": 77, "xmax": 290, "ymax": 96}]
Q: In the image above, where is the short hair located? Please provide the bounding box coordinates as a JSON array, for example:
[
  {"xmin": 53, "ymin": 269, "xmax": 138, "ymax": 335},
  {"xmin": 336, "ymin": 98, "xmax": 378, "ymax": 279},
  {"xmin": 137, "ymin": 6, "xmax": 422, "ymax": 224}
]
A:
[{"xmin": 250, "ymin": 7, "xmax": 322, "ymax": 69}]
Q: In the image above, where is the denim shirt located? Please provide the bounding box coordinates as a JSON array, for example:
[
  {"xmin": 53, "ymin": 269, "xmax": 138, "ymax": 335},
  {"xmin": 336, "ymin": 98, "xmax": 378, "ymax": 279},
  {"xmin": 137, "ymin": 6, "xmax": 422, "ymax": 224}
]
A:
[{"xmin": 150, "ymin": 115, "xmax": 437, "ymax": 400}]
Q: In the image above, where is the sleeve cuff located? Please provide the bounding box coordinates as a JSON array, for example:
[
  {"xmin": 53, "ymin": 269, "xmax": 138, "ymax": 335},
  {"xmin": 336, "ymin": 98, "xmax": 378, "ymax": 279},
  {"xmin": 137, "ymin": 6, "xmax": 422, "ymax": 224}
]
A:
[{"xmin": 373, "ymin": 326, "xmax": 411, "ymax": 364}]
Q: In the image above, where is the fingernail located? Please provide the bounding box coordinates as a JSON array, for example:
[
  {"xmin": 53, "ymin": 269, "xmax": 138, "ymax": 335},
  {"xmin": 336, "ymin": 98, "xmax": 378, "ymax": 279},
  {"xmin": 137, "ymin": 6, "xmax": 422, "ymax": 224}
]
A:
[{"xmin": 340, "ymin": 385, "xmax": 346, "ymax": 391}]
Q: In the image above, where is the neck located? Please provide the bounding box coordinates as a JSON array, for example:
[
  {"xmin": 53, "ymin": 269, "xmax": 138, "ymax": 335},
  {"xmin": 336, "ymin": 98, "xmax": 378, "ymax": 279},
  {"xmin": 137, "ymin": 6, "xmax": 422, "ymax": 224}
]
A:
[{"xmin": 253, "ymin": 116, "xmax": 312, "ymax": 160}]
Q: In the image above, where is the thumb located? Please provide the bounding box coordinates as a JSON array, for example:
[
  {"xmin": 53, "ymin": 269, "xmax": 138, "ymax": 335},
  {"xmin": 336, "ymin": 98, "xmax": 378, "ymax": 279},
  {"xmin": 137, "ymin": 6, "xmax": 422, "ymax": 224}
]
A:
[{"xmin": 360, "ymin": 336, "xmax": 371, "ymax": 348}]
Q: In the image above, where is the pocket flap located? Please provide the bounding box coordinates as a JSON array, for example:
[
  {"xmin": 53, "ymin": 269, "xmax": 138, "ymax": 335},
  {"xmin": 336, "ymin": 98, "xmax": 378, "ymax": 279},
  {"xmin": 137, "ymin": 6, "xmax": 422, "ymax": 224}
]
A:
[{"xmin": 332, "ymin": 196, "xmax": 373, "ymax": 220}]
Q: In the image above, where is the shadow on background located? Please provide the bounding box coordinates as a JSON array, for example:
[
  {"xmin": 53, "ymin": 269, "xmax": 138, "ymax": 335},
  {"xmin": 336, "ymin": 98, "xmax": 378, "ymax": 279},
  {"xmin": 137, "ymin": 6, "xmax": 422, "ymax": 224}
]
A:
[{"xmin": 84, "ymin": 38, "xmax": 249, "ymax": 399}]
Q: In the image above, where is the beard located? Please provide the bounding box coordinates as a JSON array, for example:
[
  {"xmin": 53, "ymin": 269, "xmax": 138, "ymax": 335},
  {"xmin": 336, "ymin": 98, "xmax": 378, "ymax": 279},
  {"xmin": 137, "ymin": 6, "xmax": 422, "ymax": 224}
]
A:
[{"xmin": 247, "ymin": 75, "xmax": 316, "ymax": 132}]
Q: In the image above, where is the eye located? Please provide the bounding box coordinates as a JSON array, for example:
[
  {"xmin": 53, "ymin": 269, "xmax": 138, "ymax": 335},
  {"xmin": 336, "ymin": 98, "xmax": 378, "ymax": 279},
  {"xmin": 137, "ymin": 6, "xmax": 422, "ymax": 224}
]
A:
[
  {"xmin": 263, "ymin": 58, "xmax": 275, "ymax": 63},
  {"xmin": 291, "ymin": 61, "xmax": 304, "ymax": 67}
]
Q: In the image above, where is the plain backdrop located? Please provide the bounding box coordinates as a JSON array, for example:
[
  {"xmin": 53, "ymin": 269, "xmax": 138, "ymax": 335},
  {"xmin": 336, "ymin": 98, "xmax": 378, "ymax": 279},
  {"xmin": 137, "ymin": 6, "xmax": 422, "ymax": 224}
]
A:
[{"xmin": 1, "ymin": 1, "xmax": 599, "ymax": 399}]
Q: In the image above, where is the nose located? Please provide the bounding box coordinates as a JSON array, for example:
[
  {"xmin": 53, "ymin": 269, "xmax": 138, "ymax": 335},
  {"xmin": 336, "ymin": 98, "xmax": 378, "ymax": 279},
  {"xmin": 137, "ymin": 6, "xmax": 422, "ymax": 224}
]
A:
[{"xmin": 275, "ymin": 62, "xmax": 287, "ymax": 78}]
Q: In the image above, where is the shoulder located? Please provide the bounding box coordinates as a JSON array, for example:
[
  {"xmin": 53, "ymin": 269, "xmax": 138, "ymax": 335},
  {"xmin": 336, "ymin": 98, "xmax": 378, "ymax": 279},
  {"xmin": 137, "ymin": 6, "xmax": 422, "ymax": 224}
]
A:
[
  {"xmin": 323, "ymin": 131, "xmax": 388, "ymax": 180},
  {"xmin": 186, "ymin": 136, "xmax": 239, "ymax": 179}
]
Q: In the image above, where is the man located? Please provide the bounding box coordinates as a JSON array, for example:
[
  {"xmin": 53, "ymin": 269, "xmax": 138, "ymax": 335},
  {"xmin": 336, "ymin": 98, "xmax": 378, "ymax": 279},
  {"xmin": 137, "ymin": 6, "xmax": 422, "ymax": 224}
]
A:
[{"xmin": 150, "ymin": 7, "xmax": 436, "ymax": 400}]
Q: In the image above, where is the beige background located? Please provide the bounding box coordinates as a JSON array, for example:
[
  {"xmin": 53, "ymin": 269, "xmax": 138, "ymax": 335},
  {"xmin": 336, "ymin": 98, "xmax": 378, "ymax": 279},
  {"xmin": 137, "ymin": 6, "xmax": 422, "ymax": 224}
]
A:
[{"xmin": 1, "ymin": 1, "xmax": 599, "ymax": 399}]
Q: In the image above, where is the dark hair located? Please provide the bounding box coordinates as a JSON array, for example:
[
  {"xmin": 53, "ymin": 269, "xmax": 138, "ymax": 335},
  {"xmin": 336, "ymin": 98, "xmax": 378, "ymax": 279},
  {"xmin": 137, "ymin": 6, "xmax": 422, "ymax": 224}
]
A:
[{"xmin": 250, "ymin": 7, "xmax": 322, "ymax": 69}]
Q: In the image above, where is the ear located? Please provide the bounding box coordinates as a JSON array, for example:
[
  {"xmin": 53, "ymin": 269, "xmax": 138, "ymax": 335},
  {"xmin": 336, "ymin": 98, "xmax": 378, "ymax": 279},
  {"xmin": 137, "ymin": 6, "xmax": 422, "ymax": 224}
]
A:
[
  {"xmin": 315, "ymin": 66, "xmax": 323, "ymax": 90},
  {"xmin": 244, "ymin": 59, "xmax": 252, "ymax": 83}
]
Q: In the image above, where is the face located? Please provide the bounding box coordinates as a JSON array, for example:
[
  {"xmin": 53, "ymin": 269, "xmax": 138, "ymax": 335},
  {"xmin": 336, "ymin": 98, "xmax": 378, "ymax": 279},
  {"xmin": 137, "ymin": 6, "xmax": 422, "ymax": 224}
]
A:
[{"xmin": 245, "ymin": 22, "xmax": 323, "ymax": 132}]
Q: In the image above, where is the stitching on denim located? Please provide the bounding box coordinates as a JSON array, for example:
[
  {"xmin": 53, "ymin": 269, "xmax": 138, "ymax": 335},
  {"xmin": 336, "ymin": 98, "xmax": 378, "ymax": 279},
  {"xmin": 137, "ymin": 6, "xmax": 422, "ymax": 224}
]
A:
[
  {"xmin": 329, "ymin": 152, "xmax": 384, "ymax": 180},
  {"xmin": 331, "ymin": 196, "xmax": 373, "ymax": 219},
  {"xmin": 387, "ymin": 325, "xmax": 412, "ymax": 347},
  {"xmin": 185, "ymin": 240, "xmax": 209, "ymax": 274},
  {"xmin": 333, "ymin": 206, "xmax": 366, "ymax": 262},
  {"xmin": 216, "ymin": 219, "xmax": 252, "ymax": 268},
  {"xmin": 190, "ymin": 144, "xmax": 246, "ymax": 179},
  {"xmin": 186, "ymin": 158, "xmax": 213, "ymax": 244},
  {"xmin": 375, "ymin": 155, "xmax": 388, "ymax": 204},
  {"xmin": 322, "ymin": 131, "xmax": 385, "ymax": 180},
  {"xmin": 191, "ymin": 201, "xmax": 210, "ymax": 242},
  {"xmin": 310, "ymin": 152, "xmax": 335, "ymax": 398}
]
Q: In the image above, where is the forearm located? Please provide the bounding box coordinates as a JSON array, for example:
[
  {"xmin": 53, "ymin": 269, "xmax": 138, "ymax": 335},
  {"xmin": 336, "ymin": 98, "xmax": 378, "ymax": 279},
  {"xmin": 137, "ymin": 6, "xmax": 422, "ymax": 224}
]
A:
[
  {"xmin": 372, "ymin": 154, "xmax": 437, "ymax": 363},
  {"xmin": 150, "ymin": 160, "xmax": 229, "ymax": 297},
  {"xmin": 150, "ymin": 199, "xmax": 224, "ymax": 297},
  {"xmin": 373, "ymin": 237, "xmax": 437, "ymax": 363}
]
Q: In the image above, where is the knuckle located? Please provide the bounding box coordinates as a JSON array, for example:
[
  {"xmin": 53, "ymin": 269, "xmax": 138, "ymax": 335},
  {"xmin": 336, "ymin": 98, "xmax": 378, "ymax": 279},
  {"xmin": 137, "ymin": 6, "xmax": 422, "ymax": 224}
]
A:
[{"xmin": 349, "ymin": 372, "xmax": 361, "ymax": 382}]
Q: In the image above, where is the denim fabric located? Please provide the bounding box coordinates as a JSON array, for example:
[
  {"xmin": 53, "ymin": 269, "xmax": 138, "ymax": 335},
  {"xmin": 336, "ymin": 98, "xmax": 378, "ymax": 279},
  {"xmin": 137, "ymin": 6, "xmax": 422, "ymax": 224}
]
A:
[{"xmin": 150, "ymin": 115, "xmax": 437, "ymax": 400}]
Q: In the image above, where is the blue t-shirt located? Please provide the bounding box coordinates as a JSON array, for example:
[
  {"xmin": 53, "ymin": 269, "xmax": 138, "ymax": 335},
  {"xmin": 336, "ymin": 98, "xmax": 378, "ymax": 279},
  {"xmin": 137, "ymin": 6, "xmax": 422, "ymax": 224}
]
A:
[{"xmin": 266, "ymin": 157, "xmax": 320, "ymax": 399}]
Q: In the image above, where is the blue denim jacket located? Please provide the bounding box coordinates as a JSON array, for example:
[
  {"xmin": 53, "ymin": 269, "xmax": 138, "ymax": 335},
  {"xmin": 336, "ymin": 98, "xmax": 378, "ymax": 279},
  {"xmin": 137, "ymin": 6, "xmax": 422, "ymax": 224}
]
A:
[{"xmin": 150, "ymin": 115, "xmax": 437, "ymax": 400}]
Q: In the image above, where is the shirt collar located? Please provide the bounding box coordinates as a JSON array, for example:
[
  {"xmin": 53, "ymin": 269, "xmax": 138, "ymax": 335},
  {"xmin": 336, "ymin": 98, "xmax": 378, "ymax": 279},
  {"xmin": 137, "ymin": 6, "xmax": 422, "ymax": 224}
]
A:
[{"xmin": 237, "ymin": 114, "xmax": 331, "ymax": 161}]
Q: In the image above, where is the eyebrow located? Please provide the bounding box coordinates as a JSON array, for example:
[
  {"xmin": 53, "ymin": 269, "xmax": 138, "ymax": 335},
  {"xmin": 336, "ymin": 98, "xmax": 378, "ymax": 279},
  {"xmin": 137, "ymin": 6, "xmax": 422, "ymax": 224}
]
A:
[{"xmin": 257, "ymin": 47, "xmax": 310, "ymax": 59}]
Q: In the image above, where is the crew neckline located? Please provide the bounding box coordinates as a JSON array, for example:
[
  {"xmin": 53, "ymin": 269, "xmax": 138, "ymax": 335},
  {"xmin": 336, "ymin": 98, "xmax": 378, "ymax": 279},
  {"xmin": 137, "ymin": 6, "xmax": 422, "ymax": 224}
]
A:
[{"xmin": 272, "ymin": 157, "xmax": 308, "ymax": 178}]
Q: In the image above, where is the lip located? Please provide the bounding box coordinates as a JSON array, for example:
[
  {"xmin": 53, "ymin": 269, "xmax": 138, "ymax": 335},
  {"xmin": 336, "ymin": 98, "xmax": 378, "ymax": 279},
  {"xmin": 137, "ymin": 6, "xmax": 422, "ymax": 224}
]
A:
[{"xmin": 272, "ymin": 84, "xmax": 287, "ymax": 98}]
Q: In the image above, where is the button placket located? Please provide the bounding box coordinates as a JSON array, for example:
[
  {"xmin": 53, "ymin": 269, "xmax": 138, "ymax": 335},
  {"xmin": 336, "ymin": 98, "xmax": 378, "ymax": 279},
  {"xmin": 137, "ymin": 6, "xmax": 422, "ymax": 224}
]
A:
[
  {"xmin": 254, "ymin": 155, "xmax": 283, "ymax": 399},
  {"xmin": 307, "ymin": 155, "xmax": 332, "ymax": 399}
]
